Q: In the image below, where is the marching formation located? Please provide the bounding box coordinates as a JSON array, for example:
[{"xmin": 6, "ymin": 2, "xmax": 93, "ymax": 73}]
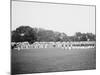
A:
[{"xmin": 11, "ymin": 41, "xmax": 96, "ymax": 50}]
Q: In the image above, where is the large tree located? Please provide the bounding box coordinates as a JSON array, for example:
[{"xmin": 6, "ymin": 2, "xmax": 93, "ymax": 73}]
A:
[{"xmin": 12, "ymin": 26, "xmax": 37, "ymax": 43}]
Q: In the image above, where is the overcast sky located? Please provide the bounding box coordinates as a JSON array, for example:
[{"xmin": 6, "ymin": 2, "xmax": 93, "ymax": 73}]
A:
[{"xmin": 12, "ymin": 1, "xmax": 95, "ymax": 36}]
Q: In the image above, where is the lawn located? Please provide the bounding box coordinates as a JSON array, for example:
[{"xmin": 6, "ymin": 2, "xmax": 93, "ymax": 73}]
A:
[{"xmin": 11, "ymin": 48, "xmax": 96, "ymax": 74}]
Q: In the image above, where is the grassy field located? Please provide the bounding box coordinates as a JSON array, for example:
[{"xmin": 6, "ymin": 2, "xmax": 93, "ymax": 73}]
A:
[{"xmin": 11, "ymin": 48, "xmax": 96, "ymax": 74}]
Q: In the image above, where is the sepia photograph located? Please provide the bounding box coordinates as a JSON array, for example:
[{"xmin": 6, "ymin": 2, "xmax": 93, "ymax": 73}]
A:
[{"xmin": 11, "ymin": 0, "xmax": 96, "ymax": 75}]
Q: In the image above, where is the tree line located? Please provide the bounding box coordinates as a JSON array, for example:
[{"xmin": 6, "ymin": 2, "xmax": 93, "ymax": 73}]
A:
[{"xmin": 11, "ymin": 26, "xmax": 96, "ymax": 43}]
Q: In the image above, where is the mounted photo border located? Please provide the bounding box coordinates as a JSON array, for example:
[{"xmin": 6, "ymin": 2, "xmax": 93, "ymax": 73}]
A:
[{"xmin": 10, "ymin": 0, "xmax": 96, "ymax": 75}]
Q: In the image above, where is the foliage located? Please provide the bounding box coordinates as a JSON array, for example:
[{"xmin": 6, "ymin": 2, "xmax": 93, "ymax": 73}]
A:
[
  {"xmin": 12, "ymin": 26, "xmax": 37, "ymax": 43},
  {"xmin": 11, "ymin": 26, "xmax": 96, "ymax": 42}
]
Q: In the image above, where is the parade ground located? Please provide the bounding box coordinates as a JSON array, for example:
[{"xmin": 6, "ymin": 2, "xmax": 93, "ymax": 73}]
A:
[{"xmin": 11, "ymin": 48, "xmax": 96, "ymax": 74}]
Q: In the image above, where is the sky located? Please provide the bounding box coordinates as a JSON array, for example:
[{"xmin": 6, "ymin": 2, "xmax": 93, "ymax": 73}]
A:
[{"xmin": 12, "ymin": 1, "xmax": 95, "ymax": 36}]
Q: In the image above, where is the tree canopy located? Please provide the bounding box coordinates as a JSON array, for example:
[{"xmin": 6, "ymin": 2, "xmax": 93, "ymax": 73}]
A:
[
  {"xmin": 11, "ymin": 26, "xmax": 96, "ymax": 43},
  {"xmin": 12, "ymin": 26, "xmax": 37, "ymax": 43}
]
